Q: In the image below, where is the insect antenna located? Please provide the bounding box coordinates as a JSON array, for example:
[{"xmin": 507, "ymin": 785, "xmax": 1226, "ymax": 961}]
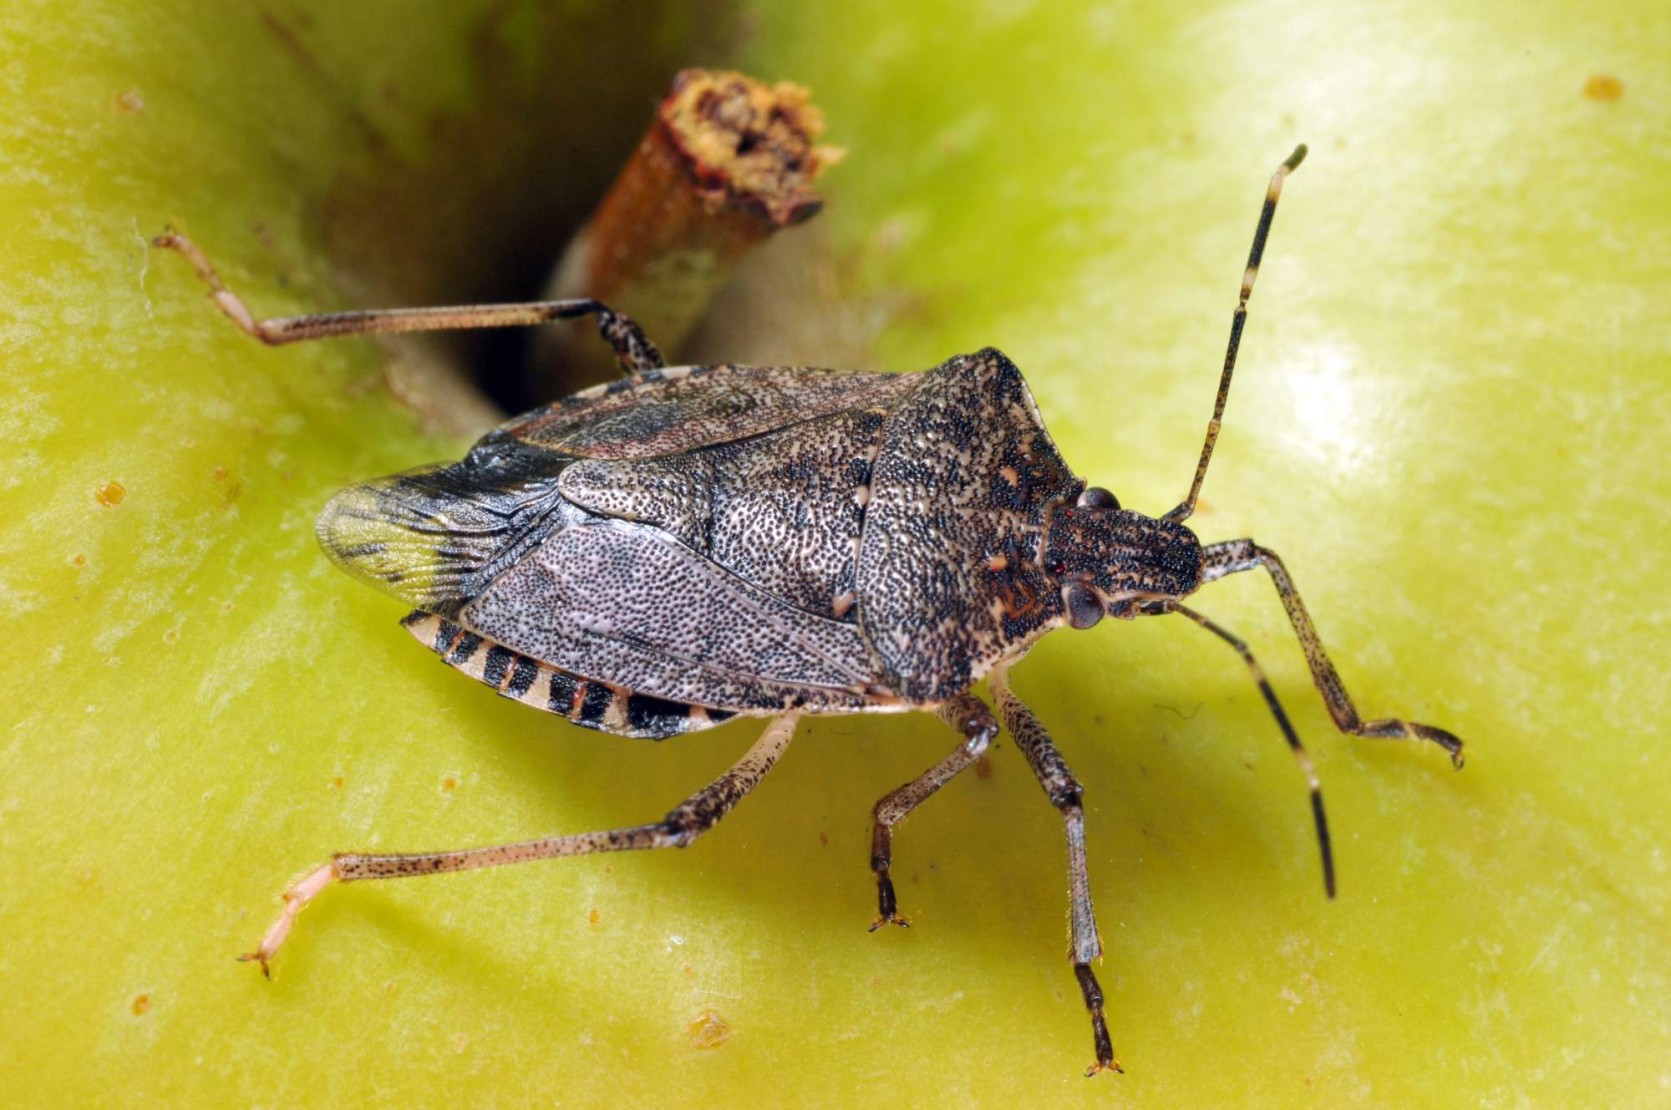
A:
[
  {"xmin": 1146, "ymin": 598, "xmax": 1336, "ymax": 897},
  {"xmin": 1166, "ymin": 144, "xmax": 1307, "ymax": 523}
]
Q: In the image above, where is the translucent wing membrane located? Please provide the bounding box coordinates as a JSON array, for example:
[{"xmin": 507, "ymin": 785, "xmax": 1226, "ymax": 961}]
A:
[{"xmin": 316, "ymin": 459, "xmax": 577, "ymax": 614}]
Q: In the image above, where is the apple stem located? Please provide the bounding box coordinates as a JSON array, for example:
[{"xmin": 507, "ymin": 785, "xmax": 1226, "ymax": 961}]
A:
[{"xmin": 532, "ymin": 68, "xmax": 842, "ymax": 392}]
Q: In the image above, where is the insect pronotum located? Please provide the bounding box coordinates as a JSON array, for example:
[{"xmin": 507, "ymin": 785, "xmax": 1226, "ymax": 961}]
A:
[{"xmin": 155, "ymin": 144, "xmax": 1463, "ymax": 1075}]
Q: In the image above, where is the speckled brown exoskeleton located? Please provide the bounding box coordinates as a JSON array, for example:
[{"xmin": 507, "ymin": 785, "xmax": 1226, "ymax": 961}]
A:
[{"xmin": 155, "ymin": 145, "xmax": 1463, "ymax": 1075}]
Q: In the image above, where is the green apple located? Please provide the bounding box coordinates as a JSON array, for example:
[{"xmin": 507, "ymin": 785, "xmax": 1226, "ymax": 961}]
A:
[{"xmin": 3, "ymin": 1, "xmax": 1665, "ymax": 1104}]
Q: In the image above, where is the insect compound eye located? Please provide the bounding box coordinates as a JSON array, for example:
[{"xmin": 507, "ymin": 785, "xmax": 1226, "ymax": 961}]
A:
[
  {"xmin": 1076, "ymin": 487, "xmax": 1121, "ymax": 511},
  {"xmin": 1063, "ymin": 582, "xmax": 1105, "ymax": 630}
]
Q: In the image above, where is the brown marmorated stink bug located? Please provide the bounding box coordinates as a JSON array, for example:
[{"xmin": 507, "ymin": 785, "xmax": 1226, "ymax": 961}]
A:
[{"xmin": 155, "ymin": 145, "xmax": 1463, "ymax": 1075}]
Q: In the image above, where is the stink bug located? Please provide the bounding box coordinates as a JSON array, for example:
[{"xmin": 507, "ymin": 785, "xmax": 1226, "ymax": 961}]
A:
[{"xmin": 156, "ymin": 144, "xmax": 1463, "ymax": 1075}]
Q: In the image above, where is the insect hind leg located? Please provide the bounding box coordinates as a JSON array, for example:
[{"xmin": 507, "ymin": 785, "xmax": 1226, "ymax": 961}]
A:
[
  {"xmin": 151, "ymin": 228, "xmax": 665, "ymax": 374},
  {"xmin": 240, "ymin": 714, "xmax": 797, "ymax": 976}
]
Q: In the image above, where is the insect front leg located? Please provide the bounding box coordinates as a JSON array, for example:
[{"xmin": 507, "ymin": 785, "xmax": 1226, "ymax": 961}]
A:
[
  {"xmin": 240, "ymin": 714, "xmax": 797, "ymax": 976},
  {"xmin": 987, "ymin": 665, "xmax": 1119, "ymax": 1077},
  {"xmin": 866, "ymin": 693, "xmax": 996, "ymax": 930},
  {"xmin": 1200, "ymin": 539, "xmax": 1466, "ymax": 767},
  {"xmin": 151, "ymin": 229, "xmax": 665, "ymax": 374}
]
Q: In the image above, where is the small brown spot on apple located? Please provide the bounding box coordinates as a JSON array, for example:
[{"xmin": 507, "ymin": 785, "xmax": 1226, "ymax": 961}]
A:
[
  {"xmin": 689, "ymin": 1009, "xmax": 733, "ymax": 1050},
  {"xmin": 1583, "ymin": 74, "xmax": 1625, "ymax": 101}
]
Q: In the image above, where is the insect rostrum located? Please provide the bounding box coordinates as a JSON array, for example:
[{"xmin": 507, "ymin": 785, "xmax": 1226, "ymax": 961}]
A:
[{"xmin": 156, "ymin": 144, "xmax": 1462, "ymax": 1076}]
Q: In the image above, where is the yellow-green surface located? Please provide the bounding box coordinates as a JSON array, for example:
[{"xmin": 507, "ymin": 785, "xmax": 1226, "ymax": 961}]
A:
[{"xmin": 3, "ymin": 1, "xmax": 1667, "ymax": 1105}]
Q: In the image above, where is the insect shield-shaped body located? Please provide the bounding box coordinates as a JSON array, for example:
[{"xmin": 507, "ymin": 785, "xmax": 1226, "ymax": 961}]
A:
[
  {"xmin": 155, "ymin": 145, "xmax": 1463, "ymax": 1077},
  {"xmin": 321, "ymin": 352, "xmax": 1198, "ymax": 727}
]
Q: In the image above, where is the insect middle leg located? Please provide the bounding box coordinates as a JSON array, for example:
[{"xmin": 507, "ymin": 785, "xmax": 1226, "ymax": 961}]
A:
[
  {"xmin": 1200, "ymin": 539, "xmax": 1465, "ymax": 767},
  {"xmin": 241, "ymin": 713, "xmax": 797, "ymax": 976},
  {"xmin": 867, "ymin": 693, "xmax": 997, "ymax": 929},
  {"xmin": 151, "ymin": 229, "xmax": 665, "ymax": 374},
  {"xmin": 987, "ymin": 665, "xmax": 1119, "ymax": 1076}
]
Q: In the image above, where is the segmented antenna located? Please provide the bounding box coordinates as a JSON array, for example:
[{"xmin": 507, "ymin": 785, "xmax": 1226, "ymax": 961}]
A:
[
  {"xmin": 1166, "ymin": 145, "xmax": 1307, "ymax": 523},
  {"xmin": 1159, "ymin": 599, "xmax": 1336, "ymax": 898}
]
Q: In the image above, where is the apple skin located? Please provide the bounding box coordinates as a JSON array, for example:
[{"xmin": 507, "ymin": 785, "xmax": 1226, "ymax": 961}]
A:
[{"xmin": 3, "ymin": 1, "xmax": 1666, "ymax": 1104}]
